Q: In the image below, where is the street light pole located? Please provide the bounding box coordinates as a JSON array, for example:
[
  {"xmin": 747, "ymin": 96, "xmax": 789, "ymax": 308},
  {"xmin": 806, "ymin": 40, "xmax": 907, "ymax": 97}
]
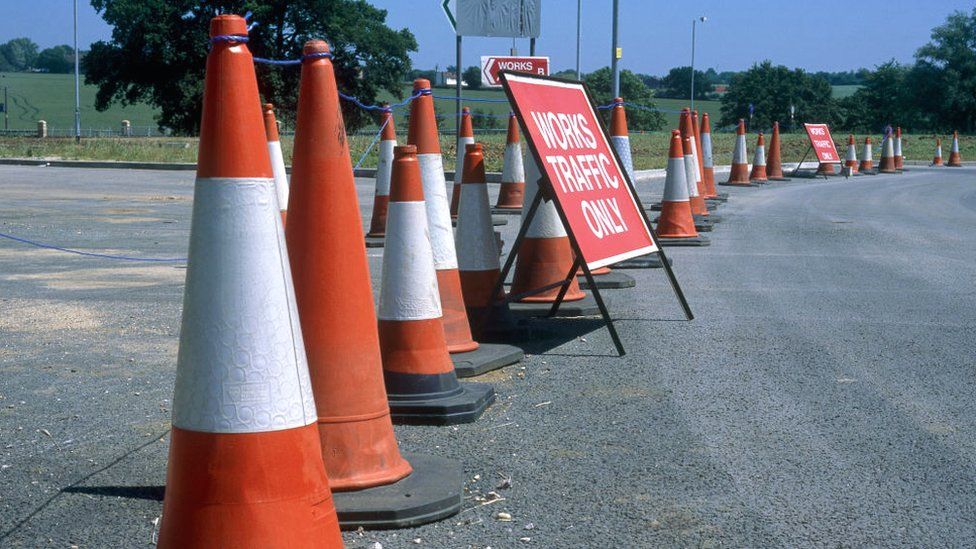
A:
[
  {"xmin": 73, "ymin": 0, "xmax": 81, "ymax": 143},
  {"xmin": 610, "ymin": 0, "xmax": 619, "ymax": 97},
  {"xmin": 575, "ymin": 0, "xmax": 581, "ymax": 80},
  {"xmin": 690, "ymin": 16, "xmax": 706, "ymax": 112}
]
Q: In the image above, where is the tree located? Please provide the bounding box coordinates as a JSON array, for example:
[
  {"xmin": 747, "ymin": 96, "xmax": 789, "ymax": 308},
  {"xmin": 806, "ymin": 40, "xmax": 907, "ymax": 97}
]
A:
[
  {"xmin": 0, "ymin": 38, "xmax": 39, "ymax": 71},
  {"xmin": 86, "ymin": 1, "xmax": 417, "ymax": 135},
  {"xmin": 462, "ymin": 65, "xmax": 482, "ymax": 90},
  {"xmin": 719, "ymin": 61, "xmax": 835, "ymax": 130},
  {"xmin": 912, "ymin": 8, "xmax": 976, "ymax": 131},
  {"xmin": 584, "ymin": 67, "xmax": 665, "ymax": 132},
  {"xmin": 36, "ymin": 45, "xmax": 74, "ymax": 74},
  {"xmin": 837, "ymin": 61, "xmax": 916, "ymax": 131},
  {"xmin": 658, "ymin": 66, "xmax": 711, "ymax": 100}
]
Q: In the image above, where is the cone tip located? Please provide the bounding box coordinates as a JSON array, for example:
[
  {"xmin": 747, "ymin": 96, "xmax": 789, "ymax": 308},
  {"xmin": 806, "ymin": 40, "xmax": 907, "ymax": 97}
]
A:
[
  {"xmin": 303, "ymin": 40, "xmax": 330, "ymax": 55},
  {"xmin": 413, "ymin": 78, "xmax": 431, "ymax": 90},
  {"xmin": 395, "ymin": 144, "xmax": 417, "ymax": 158},
  {"xmin": 462, "ymin": 107, "xmax": 471, "ymax": 114},
  {"xmin": 613, "ymin": 97, "xmax": 624, "ymax": 103},
  {"xmin": 210, "ymin": 14, "xmax": 247, "ymax": 37}
]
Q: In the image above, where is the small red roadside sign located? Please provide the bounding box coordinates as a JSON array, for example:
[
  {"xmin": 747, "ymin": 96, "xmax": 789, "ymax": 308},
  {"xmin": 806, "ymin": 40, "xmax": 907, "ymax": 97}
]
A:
[
  {"xmin": 480, "ymin": 56, "xmax": 549, "ymax": 87},
  {"xmin": 804, "ymin": 123, "xmax": 841, "ymax": 163}
]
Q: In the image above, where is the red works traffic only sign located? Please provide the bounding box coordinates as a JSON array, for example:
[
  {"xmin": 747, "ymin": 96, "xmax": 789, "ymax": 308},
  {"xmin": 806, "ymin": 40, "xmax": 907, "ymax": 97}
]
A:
[
  {"xmin": 480, "ymin": 56, "xmax": 549, "ymax": 87},
  {"xmin": 499, "ymin": 72, "xmax": 657, "ymax": 269},
  {"xmin": 804, "ymin": 123, "xmax": 841, "ymax": 163}
]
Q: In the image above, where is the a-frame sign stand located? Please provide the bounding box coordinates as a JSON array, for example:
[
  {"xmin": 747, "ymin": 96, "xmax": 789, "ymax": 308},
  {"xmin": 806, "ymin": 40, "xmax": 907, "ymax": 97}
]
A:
[{"xmin": 479, "ymin": 72, "xmax": 693, "ymax": 357}]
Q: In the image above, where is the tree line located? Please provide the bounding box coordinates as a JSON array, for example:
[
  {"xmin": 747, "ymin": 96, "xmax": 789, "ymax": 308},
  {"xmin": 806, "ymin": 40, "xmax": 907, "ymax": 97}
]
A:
[{"xmin": 0, "ymin": 38, "xmax": 80, "ymax": 74}]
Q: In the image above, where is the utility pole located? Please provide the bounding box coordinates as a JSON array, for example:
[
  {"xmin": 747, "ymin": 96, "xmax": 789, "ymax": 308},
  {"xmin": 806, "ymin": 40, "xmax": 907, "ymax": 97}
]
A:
[
  {"xmin": 455, "ymin": 35, "xmax": 462, "ymax": 137},
  {"xmin": 690, "ymin": 16, "xmax": 706, "ymax": 112},
  {"xmin": 610, "ymin": 0, "xmax": 619, "ymax": 97},
  {"xmin": 575, "ymin": 0, "xmax": 581, "ymax": 80},
  {"xmin": 73, "ymin": 0, "xmax": 81, "ymax": 143},
  {"xmin": 3, "ymin": 85, "xmax": 8, "ymax": 131}
]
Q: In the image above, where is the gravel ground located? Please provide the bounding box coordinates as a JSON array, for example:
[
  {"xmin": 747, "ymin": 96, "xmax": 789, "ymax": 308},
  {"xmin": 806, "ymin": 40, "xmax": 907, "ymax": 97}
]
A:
[{"xmin": 1, "ymin": 165, "xmax": 975, "ymax": 547}]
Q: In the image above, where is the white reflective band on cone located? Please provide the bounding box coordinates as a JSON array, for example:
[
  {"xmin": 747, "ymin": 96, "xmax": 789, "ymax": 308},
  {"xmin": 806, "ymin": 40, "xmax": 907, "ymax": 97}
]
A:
[
  {"xmin": 267, "ymin": 141, "xmax": 290, "ymax": 211},
  {"xmin": 417, "ymin": 153, "xmax": 460, "ymax": 270},
  {"xmin": 702, "ymin": 133, "xmax": 714, "ymax": 168},
  {"xmin": 753, "ymin": 145, "xmax": 766, "ymax": 166},
  {"xmin": 863, "ymin": 143, "xmax": 873, "ymax": 160},
  {"xmin": 374, "ymin": 139, "xmax": 396, "ymax": 197},
  {"xmin": 663, "ymin": 156, "xmax": 690, "ymax": 202},
  {"xmin": 936, "ymin": 146, "xmax": 942, "ymax": 156},
  {"xmin": 894, "ymin": 137, "xmax": 902, "ymax": 157},
  {"xmin": 952, "ymin": 138, "xmax": 959, "ymax": 153},
  {"xmin": 689, "ymin": 136, "xmax": 703, "ymax": 183},
  {"xmin": 502, "ymin": 142, "xmax": 524, "ymax": 183},
  {"xmin": 883, "ymin": 138, "xmax": 894, "ymax": 157},
  {"xmin": 455, "ymin": 136, "xmax": 475, "ymax": 181},
  {"xmin": 173, "ymin": 177, "xmax": 316, "ymax": 434},
  {"xmin": 683, "ymin": 154, "xmax": 700, "ymax": 198},
  {"xmin": 733, "ymin": 135, "xmax": 748, "ymax": 164},
  {"xmin": 456, "ymin": 183, "xmax": 499, "ymax": 271},
  {"xmin": 378, "ymin": 201, "xmax": 443, "ymax": 321},
  {"xmin": 522, "ymin": 155, "xmax": 567, "ymax": 239},
  {"xmin": 611, "ymin": 135, "xmax": 635, "ymax": 181},
  {"xmin": 846, "ymin": 145, "xmax": 857, "ymax": 161}
]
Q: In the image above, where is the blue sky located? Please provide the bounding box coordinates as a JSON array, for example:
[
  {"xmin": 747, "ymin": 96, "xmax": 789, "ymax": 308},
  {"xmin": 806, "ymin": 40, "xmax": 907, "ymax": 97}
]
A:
[{"xmin": 3, "ymin": 0, "xmax": 974, "ymax": 75}]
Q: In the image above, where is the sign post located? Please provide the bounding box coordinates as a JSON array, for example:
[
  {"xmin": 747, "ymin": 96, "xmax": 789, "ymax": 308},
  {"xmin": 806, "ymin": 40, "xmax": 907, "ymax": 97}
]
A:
[
  {"xmin": 480, "ymin": 56, "xmax": 549, "ymax": 87},
  {"xmin": 491, "ymin": 72, "xmax": 693, "ymax": 355}
]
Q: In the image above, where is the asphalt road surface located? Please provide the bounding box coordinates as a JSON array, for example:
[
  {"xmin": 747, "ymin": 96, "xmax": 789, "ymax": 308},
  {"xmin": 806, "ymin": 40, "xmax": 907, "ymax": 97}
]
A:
[{"xmin": 0, "ymin": 164, "xmax": 975, "ymax": 547}]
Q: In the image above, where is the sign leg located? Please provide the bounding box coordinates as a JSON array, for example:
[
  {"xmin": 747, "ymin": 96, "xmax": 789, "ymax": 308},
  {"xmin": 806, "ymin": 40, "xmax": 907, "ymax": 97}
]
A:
[
  {"xmin": 547, "ymin": 256, "xmax": 582, "ymax": 317},
  {"xmin": 579, "ymin": 262, "xmax": 625, "ymax": 356}
]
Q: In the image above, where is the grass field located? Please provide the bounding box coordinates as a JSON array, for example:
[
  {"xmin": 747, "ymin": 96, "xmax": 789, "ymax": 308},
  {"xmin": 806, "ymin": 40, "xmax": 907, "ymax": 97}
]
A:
[
  {"xmin": 831, "ymin": 85, "xmax": 862, "ymax": 98},
  {"xmin": 0, "ymin": 72, "xmax": 159, "ymax": 132},
  {"xmin": 1, "ymin": 131, "xmax": 963, "ymax": 172}
]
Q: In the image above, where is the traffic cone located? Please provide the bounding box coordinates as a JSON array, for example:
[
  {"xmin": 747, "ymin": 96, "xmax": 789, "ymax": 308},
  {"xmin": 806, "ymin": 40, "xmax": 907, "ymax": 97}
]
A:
[
  {"xmin": 657, "ymin": 130, "xmax": 709, "ymax": 247},
  {"xmin": 722, "ymin": 119, "xmax": 755, "ymax": 186},
  {"xmin": 494, "ymin": 112, "xmax": 525, "ymax": 212},
  {"xmin": 263, "ymin": 103, "xmax": 289, "ymax": 225},
  {"xmin": 844, "ymin": 134, "xmax": 859, "ymax": 175},
  {"xmin": 750, "ymin": 132, "xmax": 768, "ymax": 183},
  {"xmin": 450, "ymin": 107, "xmax": 475, "ymax": 219},
  {"xmin": 693, "ymin": 110, "xmax": 720, "ymax": 200},
  {"xmin": 453, "ymin": 142, "xmax": 524, "ymax": 376},
  {"xmin": 699, "ymin": 113, "xmax": 728, "ymax": 198},
  {"xmin": 816, "ymin": 162, "xmax": 837, "ymax": 176},
  {"xmin": 878, "ymin": 133, "xmax": 897, "ymax": 173},
  {"xmin": 894, "ymin": 127, "xmax": 904, "ymax": 170},
  {"xmin": 508, "ymin": 155, "xmax": 601, "ymax": 318},
  {"xmin": 407, "ymin": 79, "xmax": 479, "ymax": 353},
  {"xmin": 610, "ymin": 97, "xmax": 635, "ymax": 181},
  {"xmin": 679, "ymin": 109, "xmax": 714, "ymax": 229},
  {"xmin": 379, "ymin": 144, "xmax": 495, "ymax": 424},
  {"xmin": 767, "ymin": 121, "xmax": 790, "ymax": 181},
  {"xmin": 158, "ymin": 16, "xmax": 343, "ymax": 547},
  {"xmin": 859, "ymin": 137, "xmax": 875, "ymax": 173},
  {"xmin": 365, "ymin": 106, "xmax": 397, "ymax": 247},
  {"xmin": 286, "ymin": 40, "xmax": 462, "ymax": 529},
  {"xmin": 948, "ymin": 131, "xmax": 962, "ymax": 166},
  {"xmin": 932, "ymin": 137, "xmax": 944, "ymax": 166}
]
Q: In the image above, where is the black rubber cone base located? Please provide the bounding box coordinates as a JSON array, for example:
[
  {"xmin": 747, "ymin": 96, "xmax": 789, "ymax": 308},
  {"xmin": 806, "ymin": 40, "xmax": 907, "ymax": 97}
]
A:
[
  {"xmin": 658, "ymin": 235, "xmax": 711, "ymax": 247},
  {"xmin": 648, "ymin": 202, "xmax": 663, "ymax": 211},
  {"xmin": 508, "ymin": 293, "xmax": 604, "ymax": 318},
  {"xmin": 491, "ymin": 207, "xmax": 523, "ymax": 215},
  {"xmin": 365, "ymin": 235, "xmax": 385, "ymax": 248},
  {"xmin": 387, "ymin": 372, "xmax": 495, "ymax": 426},
  {"xmin": 718, "ymin": 181, "xmax": 759, "ymax": 187},
  {"xmin": 769, "ymin": 177, "xmax": 792, "ymax": 181},
  {"xmin": 577, "ymin": 271, "xmax": 635, "ymax": 290},
  {"xmin": 612, "ymin": 253, "xmax": 673, "ymax": 269},
  {"xmin": 452, "ymin": 343, "xmax": 524, "ymax": 378},
  {"xmin": 334, "ymin": 452, "xmax": 462, "ymax": 530},
  {"xmin": 452, "ymin": 216, "xmax": 509, "ymax": 227},
  {"xmin": 694, "ymin": 221, "xmax": 714, "ymax": 233},
  {"xmin": 701, "ymin": 213, "xmax": 722, "ymax": 223},
  {"xmin": 708, "ymin": 192, "xmax": 730, "ymax": 201}
]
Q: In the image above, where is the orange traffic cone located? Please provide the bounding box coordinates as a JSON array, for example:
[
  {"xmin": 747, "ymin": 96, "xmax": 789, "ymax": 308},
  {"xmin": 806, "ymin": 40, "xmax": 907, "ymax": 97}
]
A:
[
  {"xmin": 842, "ymin": 134, "xmax": 858, "ymax": 175},
  {"xmin": 365, "ymin": 106, "xmax": 397, "ymax": 247},
  {"xmin": 679, "ymin": 109, "xmax": 713, "ymax": 230},
  {"xmin": 767, "ymin": 121, "xmax": 789, "ymax": 181},
  {"xmin": 378, "ymin": 144, "xmax": 495, "ymax": 424},
  {"xmin": 657, "ymin": 130, "xmax": 709, "ymax": 247},
  {"xmin": 407, "ymin": 80, "xmax": 479, "ymax": 353},
  {"xmin": 932, "ymin": 137, "xmax": 944, "ymax": 166},
  {"xmin": 494, "ymin": 112, "xmax": 525, "ymax": 211},
  {"xmin": 508, "ymin": 154, "xmax": 594, "ymax": 316},
  {"xmin": 450, "ymin": 107, "xmax": 475, "ymax": 219},
  {"xmin": 722, "ymin": 119, "xmax": 755, "ymax": 186},
  {"xmin": 750, "ymin": 132, "xmax": 768, "ymax": 183},
  {"xmin": 158, "ymin": 16, "xmax": 342, "ymax": 548},
  {"xmin": 691, "ymin": 110, "xmax": 715, "ymax": 199},
  {"xmin": 700, "ymin": 113, "xmax": 728, "ymax": 198},
  {"xmin": 286, "ymin": 40, "xmax": 462, "ymax": 529},
  {"xmin": 948, "ymin": 131, "xmax": 962, "ymax": 166},
  {"xmin": 894, "ymin": 127, "xmax": 904, "ymax": 170},
  {"xmin": 453, "ymin": 142, "xmax": 524, "ymax": 375},
  {"xmin": 878, "ymin": 133, "xmax": 897, "ymax": 173},
  {"xmin": 860, "ymin": 137, "xmax": 875, "ymax": 173},
  {"xmin": 609, "ymin": 97, "xmax": 635, "ymax": 181},
  {"xmin": 263, "ymin": 103, "xmax": 289, "ymax": 225}
]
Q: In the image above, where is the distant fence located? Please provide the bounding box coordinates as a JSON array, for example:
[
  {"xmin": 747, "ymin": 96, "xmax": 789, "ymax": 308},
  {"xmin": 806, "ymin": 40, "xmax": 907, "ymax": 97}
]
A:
[{"xmin": 0, "ymin": 125, "xmax": 167, "ymax": 138}]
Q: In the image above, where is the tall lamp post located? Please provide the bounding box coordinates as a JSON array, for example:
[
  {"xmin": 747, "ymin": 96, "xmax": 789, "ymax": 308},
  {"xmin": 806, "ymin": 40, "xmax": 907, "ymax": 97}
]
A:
[
  {"xmin": 690, "ymin": 16, "xmax": 706, "ymax": 111},
  {"xmin": 73, "ymin": 0, "xmax": 81, "ymax": 143}
]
